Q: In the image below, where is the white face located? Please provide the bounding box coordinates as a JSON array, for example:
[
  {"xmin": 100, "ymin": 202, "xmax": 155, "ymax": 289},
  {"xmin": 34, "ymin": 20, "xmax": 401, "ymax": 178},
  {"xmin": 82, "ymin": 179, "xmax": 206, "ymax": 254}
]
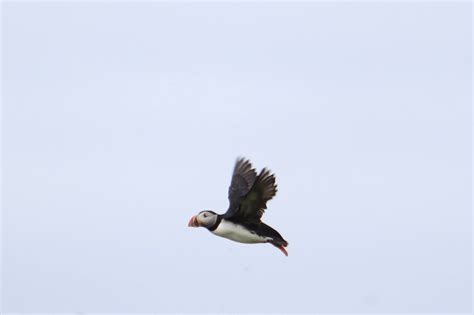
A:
[
  {"xmin": 196, "ymin": 211, "xmax": 217, "ymax": 227},
  {"xmin": 188, "ymin": 210, "xmax": 217, "ymax": 228}
]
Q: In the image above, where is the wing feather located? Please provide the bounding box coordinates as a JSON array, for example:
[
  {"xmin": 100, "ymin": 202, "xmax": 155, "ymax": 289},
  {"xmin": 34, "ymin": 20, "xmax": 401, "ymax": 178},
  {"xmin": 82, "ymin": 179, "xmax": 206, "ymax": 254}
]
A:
[
  {"xmin": 225, "ymin": 160, "xmax": 278, "ymax": 222},
  {"xmin": 239, "ymin": 168, "xmax": 277, "ymax": 220},
  {"xmin": 227, "ymin": 158, "xmax": 257, "ymax": 214}
]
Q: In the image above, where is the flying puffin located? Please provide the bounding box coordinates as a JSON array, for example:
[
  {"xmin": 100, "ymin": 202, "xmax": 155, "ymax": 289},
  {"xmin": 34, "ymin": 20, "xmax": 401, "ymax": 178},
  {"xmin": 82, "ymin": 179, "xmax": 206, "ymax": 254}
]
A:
[{"xmin": 188, "ymin": 158, "xmax": 289, "ymax": 256}]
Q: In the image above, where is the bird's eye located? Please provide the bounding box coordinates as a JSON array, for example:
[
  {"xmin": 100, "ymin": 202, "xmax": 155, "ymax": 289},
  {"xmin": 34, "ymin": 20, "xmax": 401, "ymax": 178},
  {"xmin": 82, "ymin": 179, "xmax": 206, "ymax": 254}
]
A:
[{"xmin": 203, "ymin": 213, "xmax": 208, "ymax": 218}]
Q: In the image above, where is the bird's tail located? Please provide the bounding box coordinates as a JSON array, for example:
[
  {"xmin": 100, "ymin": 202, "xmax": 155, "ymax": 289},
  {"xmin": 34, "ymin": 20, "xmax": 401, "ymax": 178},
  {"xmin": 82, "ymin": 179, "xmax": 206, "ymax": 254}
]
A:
[{"xmin": 270, "ymin": 239, "xmax": 289, "ymax": 256}]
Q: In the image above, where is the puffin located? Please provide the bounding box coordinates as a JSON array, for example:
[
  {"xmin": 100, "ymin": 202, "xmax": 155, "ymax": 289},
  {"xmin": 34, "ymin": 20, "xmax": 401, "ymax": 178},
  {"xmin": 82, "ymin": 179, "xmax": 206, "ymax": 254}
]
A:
[{"xmin": 188, "ymin": 158, "xmax": 289, "ymax": 256}]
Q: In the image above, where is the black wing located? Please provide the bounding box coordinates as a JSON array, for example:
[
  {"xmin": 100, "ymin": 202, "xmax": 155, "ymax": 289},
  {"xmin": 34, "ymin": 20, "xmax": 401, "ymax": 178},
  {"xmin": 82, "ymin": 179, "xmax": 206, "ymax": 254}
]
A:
[
  {"xmin": 227, "ymin": 158, "xmax": 257, "ymax": 215},
  {"xmin": 225, "ymin": 164, "xmax": 278, "ymax": 223}
]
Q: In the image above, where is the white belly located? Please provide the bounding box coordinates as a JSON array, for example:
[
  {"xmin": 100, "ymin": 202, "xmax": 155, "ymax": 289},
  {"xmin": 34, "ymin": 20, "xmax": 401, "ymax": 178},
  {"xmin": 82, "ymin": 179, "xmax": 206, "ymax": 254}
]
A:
[{"xmin": 212, "ymin": 220, "xmax": 271, "ymax": 244}]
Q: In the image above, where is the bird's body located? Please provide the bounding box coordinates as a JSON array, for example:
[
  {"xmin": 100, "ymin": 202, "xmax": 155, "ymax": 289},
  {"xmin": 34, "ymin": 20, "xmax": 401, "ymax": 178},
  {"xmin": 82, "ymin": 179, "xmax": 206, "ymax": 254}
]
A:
[
  {"xmin": 188, "ymin": 158, "xmax": 289, "ymax": 256},
  {"xmin": 212, "ymin": 219, "xmax": 272, "ymax": 244}
]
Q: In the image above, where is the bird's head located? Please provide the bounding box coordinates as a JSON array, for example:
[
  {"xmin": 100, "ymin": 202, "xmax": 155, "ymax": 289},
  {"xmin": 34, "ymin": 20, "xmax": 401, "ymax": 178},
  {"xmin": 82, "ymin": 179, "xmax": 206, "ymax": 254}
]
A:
[{"xmin": 188, "ymin": 210, "xmax": 218, "ymax": 228}]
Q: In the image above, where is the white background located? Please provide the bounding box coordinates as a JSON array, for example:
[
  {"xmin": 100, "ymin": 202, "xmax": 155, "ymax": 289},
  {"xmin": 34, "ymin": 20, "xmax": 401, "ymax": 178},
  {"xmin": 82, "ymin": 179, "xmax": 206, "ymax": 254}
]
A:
[{"xmin": 2, "ymin": 2, "xmax": 471, "ymax": 313}]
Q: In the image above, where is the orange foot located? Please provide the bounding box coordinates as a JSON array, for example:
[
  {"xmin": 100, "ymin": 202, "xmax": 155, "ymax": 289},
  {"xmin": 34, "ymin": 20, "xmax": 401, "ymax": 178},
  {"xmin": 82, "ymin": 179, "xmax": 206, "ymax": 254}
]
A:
[{"xmin": 276, "ymin": 245, "xmax": 288, "ymax": 256}]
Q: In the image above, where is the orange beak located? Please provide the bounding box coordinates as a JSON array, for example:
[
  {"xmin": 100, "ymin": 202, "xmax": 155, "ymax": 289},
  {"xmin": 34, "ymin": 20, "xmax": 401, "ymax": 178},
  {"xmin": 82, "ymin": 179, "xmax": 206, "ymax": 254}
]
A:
[{"xmin": 188, "ymin": 215, "xmax": 199, "ymax": 227}]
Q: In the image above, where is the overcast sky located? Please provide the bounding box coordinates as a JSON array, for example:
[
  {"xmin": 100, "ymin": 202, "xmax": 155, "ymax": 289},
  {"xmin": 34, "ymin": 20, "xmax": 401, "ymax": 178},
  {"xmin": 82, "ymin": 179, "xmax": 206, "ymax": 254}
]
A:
[{"xmin": 2, "ymin": 2, "xmax": 471, "ymax": 313}]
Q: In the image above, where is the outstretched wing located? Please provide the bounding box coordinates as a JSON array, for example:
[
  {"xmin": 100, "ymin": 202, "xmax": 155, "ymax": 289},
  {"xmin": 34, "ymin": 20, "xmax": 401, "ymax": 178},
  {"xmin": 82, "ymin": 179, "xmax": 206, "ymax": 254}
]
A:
[
  {"xmin": 225, "ymin": 166, "xmax": 278, "ymax": 222},
  {"xmin": 227, "ymin": 158, "xmax": 257, "ymax": 215}
]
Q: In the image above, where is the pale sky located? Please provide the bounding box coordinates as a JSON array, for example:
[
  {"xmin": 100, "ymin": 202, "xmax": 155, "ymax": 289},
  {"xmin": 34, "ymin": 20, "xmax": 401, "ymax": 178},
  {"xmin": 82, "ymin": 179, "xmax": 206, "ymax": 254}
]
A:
[{"xmin": 1, "ymin": 2, "xmax": 472, "ymax": 313}]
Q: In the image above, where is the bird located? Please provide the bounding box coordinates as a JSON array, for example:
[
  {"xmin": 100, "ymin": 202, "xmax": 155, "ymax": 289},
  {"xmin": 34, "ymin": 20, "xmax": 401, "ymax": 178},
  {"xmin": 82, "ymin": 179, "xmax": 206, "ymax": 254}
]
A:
[{"xmin": 188, "ymin": 157, "xmax": 289, "ymax": 256}]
